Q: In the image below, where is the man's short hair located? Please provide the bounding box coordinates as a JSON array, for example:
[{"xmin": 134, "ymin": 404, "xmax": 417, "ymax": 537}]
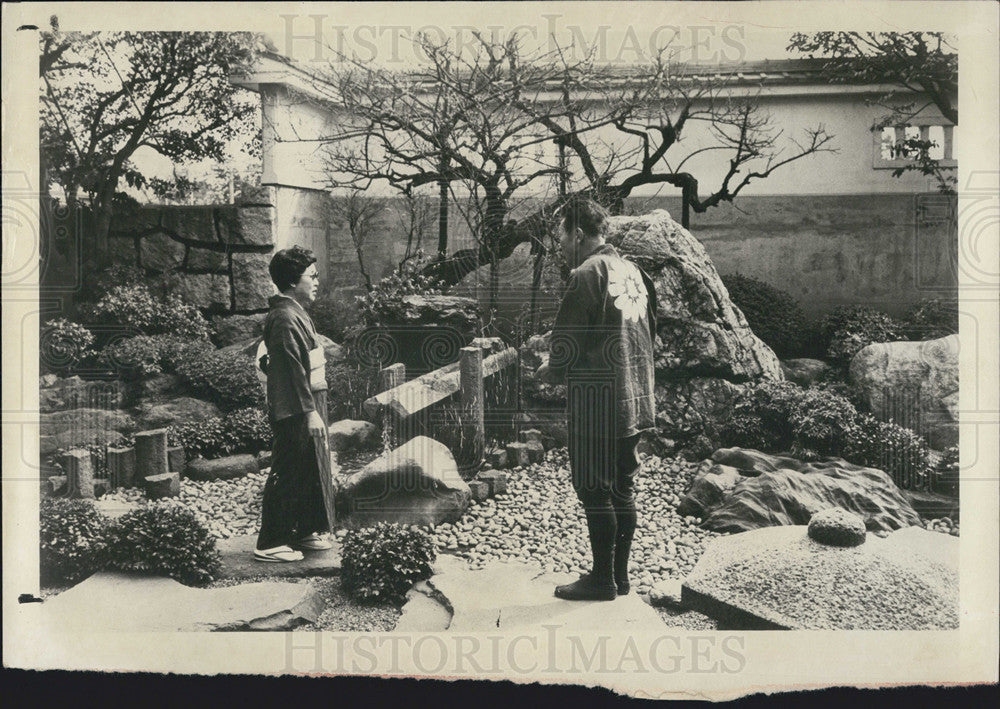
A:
[
  {"xmin": 560, "ymin": 196, "xmax": 609, "ymax": 238},
  {"xmin": 269, "ymin": 246, "xmax": 317, "ymax": 292}
]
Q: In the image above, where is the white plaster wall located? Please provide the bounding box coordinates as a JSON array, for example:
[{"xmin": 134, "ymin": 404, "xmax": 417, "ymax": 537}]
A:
[{"xmin": 259, "ymin": 79, "xmax": 954, "ymax": 198}]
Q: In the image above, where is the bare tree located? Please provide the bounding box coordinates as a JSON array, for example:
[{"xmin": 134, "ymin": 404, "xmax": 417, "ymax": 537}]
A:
[
  {"xmin": 302, "ymin": 34, "xmax": 834, "ymax": 290},
  {"xmin": 326, "ymin": 191, "xmax": 387, "ymax": 292}
]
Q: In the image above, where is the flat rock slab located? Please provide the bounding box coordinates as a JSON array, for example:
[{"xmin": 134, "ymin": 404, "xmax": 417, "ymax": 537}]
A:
[
  {"xmin": 216, "ymin": 534, "xmax": 341, "ymax": 579},
  {"xmin": 36, "ymin": 572, "xmax": 321, "ymax": 632},
  {"xmin": 424, "ymin": 560, "xmax": 666, "ymax": 632},
  {"xmin": 682, "ymin": 525, "xmax": 958, "ymax": 631}
]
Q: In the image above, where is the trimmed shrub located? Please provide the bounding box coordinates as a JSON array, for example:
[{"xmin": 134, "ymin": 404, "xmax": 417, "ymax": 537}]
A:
[
  {"xmin": 340, "ymin": 522, "xmax": 436, "ymax": 604},
  {"xmin": 843, "ymin": 414, "xmax": 932, "ymax": 485},
  {"xmin": 100, "ymin": 334, "xmax": 213, "ymax": 379},
  {"xmin": 90, "ymin": 284, "xmax": 211, "ymax": 340},
  {"xmin": 176, "ymin": 347, "xmax": 265, "ymax": 412},
  {"xmin": 40, "ymin": 498, "xmax": 110, "ymax": 585},
  {"xmin": 169, "ymin": 407, "xmax": 271, "ymax": 460},
  {"xmin": 821, "ymin": 306, "xmax": 907, "ymax": 365},
  {"xmin": 721, "ymin": 273, "xmax": 811, "ymax": 358},
  {"xmin": 169, "ymin": 417, "xmax": 228, "ymax": 460},
  {"xmin": 40, "ymin": 318, "xmax": 96, "ymax": 374},
  {"xmin": 104, "ymin": 505, "xmax": 221, "ymax": 586},
  {"xmin": 901, "ymin": 298, "xmax": 959, "ymax": 340},
  {"xmin": 724, "ymin": 380, "xmax": 804, "ymax": 452},
  {"xmin": 788, "ymin": 387, "xmax": 859, "ymax": 459},
  {"xmin": 356, "ymin": 251, "xmax": 443, "ymax": 327}
]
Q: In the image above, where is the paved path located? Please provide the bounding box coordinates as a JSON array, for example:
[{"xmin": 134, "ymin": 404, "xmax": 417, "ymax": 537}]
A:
[
  {"xmin": 31, "ymin": 572, "xmax": 321, "ymax": 632},
  {"xmin": 216, "ymin": 534, "xmax": 341, "ymax": 579},
  {"xmin": 395, "ymin": 555, "xmax": 667, "ymax": 632}
]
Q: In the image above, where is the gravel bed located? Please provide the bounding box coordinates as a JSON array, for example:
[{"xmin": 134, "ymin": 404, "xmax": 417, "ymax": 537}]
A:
[
  {"xmin": 430, "ymin": 449, "xmax": 722, "ymax": 597},
  {"xmin": 102, "ymin": 470, "xmax": 269, "ymax": 539},
  {"xmin": 924, "ymin": 517, "xmax": 960, "ymax": 536},
  {"xmin": 100, "ymin": 450, "xmax": 383, "ymax": 540}
]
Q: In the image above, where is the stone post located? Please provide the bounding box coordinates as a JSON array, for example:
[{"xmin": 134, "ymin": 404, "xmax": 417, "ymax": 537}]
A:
[
  {"xmin": 107, "ymin": 446, "xmax": 136, "ymax": 490},
  {"xmin": 63, "ymin": 449, "xmax": 95, "ymax": 499},
  {"xmin": 459, "ymin": 346, "xmax": 485, "ymax": 472},
  {"xmin": 134, "ymin": 428, "xmax": 169, "ymax": 479}
]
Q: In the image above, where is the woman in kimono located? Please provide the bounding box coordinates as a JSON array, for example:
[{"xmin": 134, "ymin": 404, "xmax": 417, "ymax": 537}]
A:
[{"xmin": 254, "ymin": 246, "xmax": 332, "ymax": 562}]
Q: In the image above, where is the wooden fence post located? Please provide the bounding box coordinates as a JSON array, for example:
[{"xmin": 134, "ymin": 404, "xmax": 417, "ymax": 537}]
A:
[
  {"xmin": 460, "ymin": 346, "xmax": 485, "ymax": 471},
  {"xmin": 378, "ymin": 363, "xmax": 407, "ymax": 449}
]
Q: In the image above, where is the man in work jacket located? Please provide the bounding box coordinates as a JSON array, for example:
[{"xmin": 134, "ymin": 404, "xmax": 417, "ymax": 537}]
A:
[
  {"xmin": 537, "ymin": 196, "xmax": 657, "ymax": 601},
  {"xmin": 254, "ymin": 246, "xmax": 333, "ymax": 562}
]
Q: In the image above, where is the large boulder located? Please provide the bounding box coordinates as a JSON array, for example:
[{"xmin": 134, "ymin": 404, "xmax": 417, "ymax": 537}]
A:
[
  {"xmin": 40, "ymin": 408, "xmax": 135, "ymax": 456},
  {"xmin": 133, "ymin": 396, "xmax": 222, "ymax": 430},
  {"xmin": 337, "ymin": 436, "xmax": 471, "ymax": 528},
  {"xmin": 40, "ymin": 376, "xmax": 124, "ymax": 413},
  {"xmin": 606, "ymin": 210, "xmax": 783, "ymax": 383},
  {"xmin": 328, "ymin": 419, "xmax": 380, "ymax": 453},
  {"xmin": 184, "ymin": 454, "xmax": 258, "ymax": 481},
  {"xmin": 849, "ymin": 334, "xmax": 959, "ymax": 449},
  {"xmin": 679, "ymin": 447, "xmax": 922, "ymax": 534},
  {"xmin": 371, "ymin": 295, "xmax": 482, "ymax": 371},
  {"xmin": 681, "ymin": 525, "xmax": 958, "ymax": 630}
]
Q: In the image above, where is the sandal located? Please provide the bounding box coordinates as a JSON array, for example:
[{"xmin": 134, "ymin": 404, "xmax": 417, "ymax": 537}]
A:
[
  {"xmin": 291, "ymin": 533, "xmax": 333, "ymax": 551},
  {"xmin": 254, "ymin": 545, "xmax": 305, "ymax": 562}
]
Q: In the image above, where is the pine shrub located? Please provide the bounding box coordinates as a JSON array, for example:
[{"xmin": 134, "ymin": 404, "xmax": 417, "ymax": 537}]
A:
[
  {"xmin": 40, "ymin": 498, "xmax": 110, "ymax": 585},
  {"xmin": 104, "ymin": 505, "xmax": 221, "ymax": 586},
  {"xmin": 340, "ymin": 522, "xmax": 436, "ymax": 604}
]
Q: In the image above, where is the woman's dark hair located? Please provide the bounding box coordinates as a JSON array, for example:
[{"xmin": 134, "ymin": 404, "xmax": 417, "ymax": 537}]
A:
[
  {"xmin": 269, "ymin": 246, "xmax": 317, "ymax": 292},
  {"xmin": 560, "ymin": 196, "xmax": 609, "ymax": 238}
]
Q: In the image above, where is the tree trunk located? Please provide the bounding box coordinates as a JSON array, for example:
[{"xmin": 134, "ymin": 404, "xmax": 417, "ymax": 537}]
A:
[{"xmin": 437, "ymin": 180, "xmax": 449, "ymax": 258}]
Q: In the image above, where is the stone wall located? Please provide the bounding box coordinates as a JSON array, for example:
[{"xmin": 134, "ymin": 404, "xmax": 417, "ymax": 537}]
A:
[{"xmin": 108, "ymin": 188, "xmax": 277, "ymax": 315}]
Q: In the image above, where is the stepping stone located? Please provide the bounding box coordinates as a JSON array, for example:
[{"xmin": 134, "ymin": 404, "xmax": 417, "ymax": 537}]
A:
[
  {"xmin": 216, "ymin": 533, "xmax": 341, "ymax": 580},
  {"xmin": 477, "ymin": 470, "xmax": 507, "ymax": 495},
  {"xmin": 394, "ymin": 587, "xmax": 452, "ymax": 632},
  {"xmin": 682, "ymin": 525, "xmax": 959, "ymax": 630},
  {"xmin": 467, "ymin": 480, "xmax": 489, "ymax": 502},
  {"xmin": 505, "ymin": 442, "xmax": 530, "ymax": 468},
  {"xmin": 426, "ymin": 561, "xmax": 667, "ymax": 632},
  {"xmin": 34, "ymin": 572, "xmax": 321, "ymax": 632}
]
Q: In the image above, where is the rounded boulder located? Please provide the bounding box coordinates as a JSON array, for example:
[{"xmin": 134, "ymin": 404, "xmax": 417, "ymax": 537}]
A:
[
  {"xmin": 808, "ymin": 508, "xmax": 867, "ymax": 547},
  {"xmin": 184, "ymin": 454, "xmax": 258, "ymax": 482}
]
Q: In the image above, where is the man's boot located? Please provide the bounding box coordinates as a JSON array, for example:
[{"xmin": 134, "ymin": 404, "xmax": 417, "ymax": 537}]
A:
[
  {"xmin": 555, "ymin": 509, "xmax": 617, "ymax": 601},
  {"xmin": 613, "ymin": 505, "xmax": 637, "ymax": 595}
]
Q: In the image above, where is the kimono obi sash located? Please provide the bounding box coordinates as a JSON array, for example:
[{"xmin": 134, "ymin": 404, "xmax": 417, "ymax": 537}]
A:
[{"xmin": 308, "ymin": 344, "xmax": 328, "ymax": 391}]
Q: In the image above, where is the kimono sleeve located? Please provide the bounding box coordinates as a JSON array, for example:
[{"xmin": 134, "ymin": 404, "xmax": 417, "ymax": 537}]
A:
[
  {"xmin": 548, "ymin": 267, "xmax": 600, "ymax": 381},
  {"xmin": 267, "ymin": 313, "xmax": 316, "ymax": 420}
]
